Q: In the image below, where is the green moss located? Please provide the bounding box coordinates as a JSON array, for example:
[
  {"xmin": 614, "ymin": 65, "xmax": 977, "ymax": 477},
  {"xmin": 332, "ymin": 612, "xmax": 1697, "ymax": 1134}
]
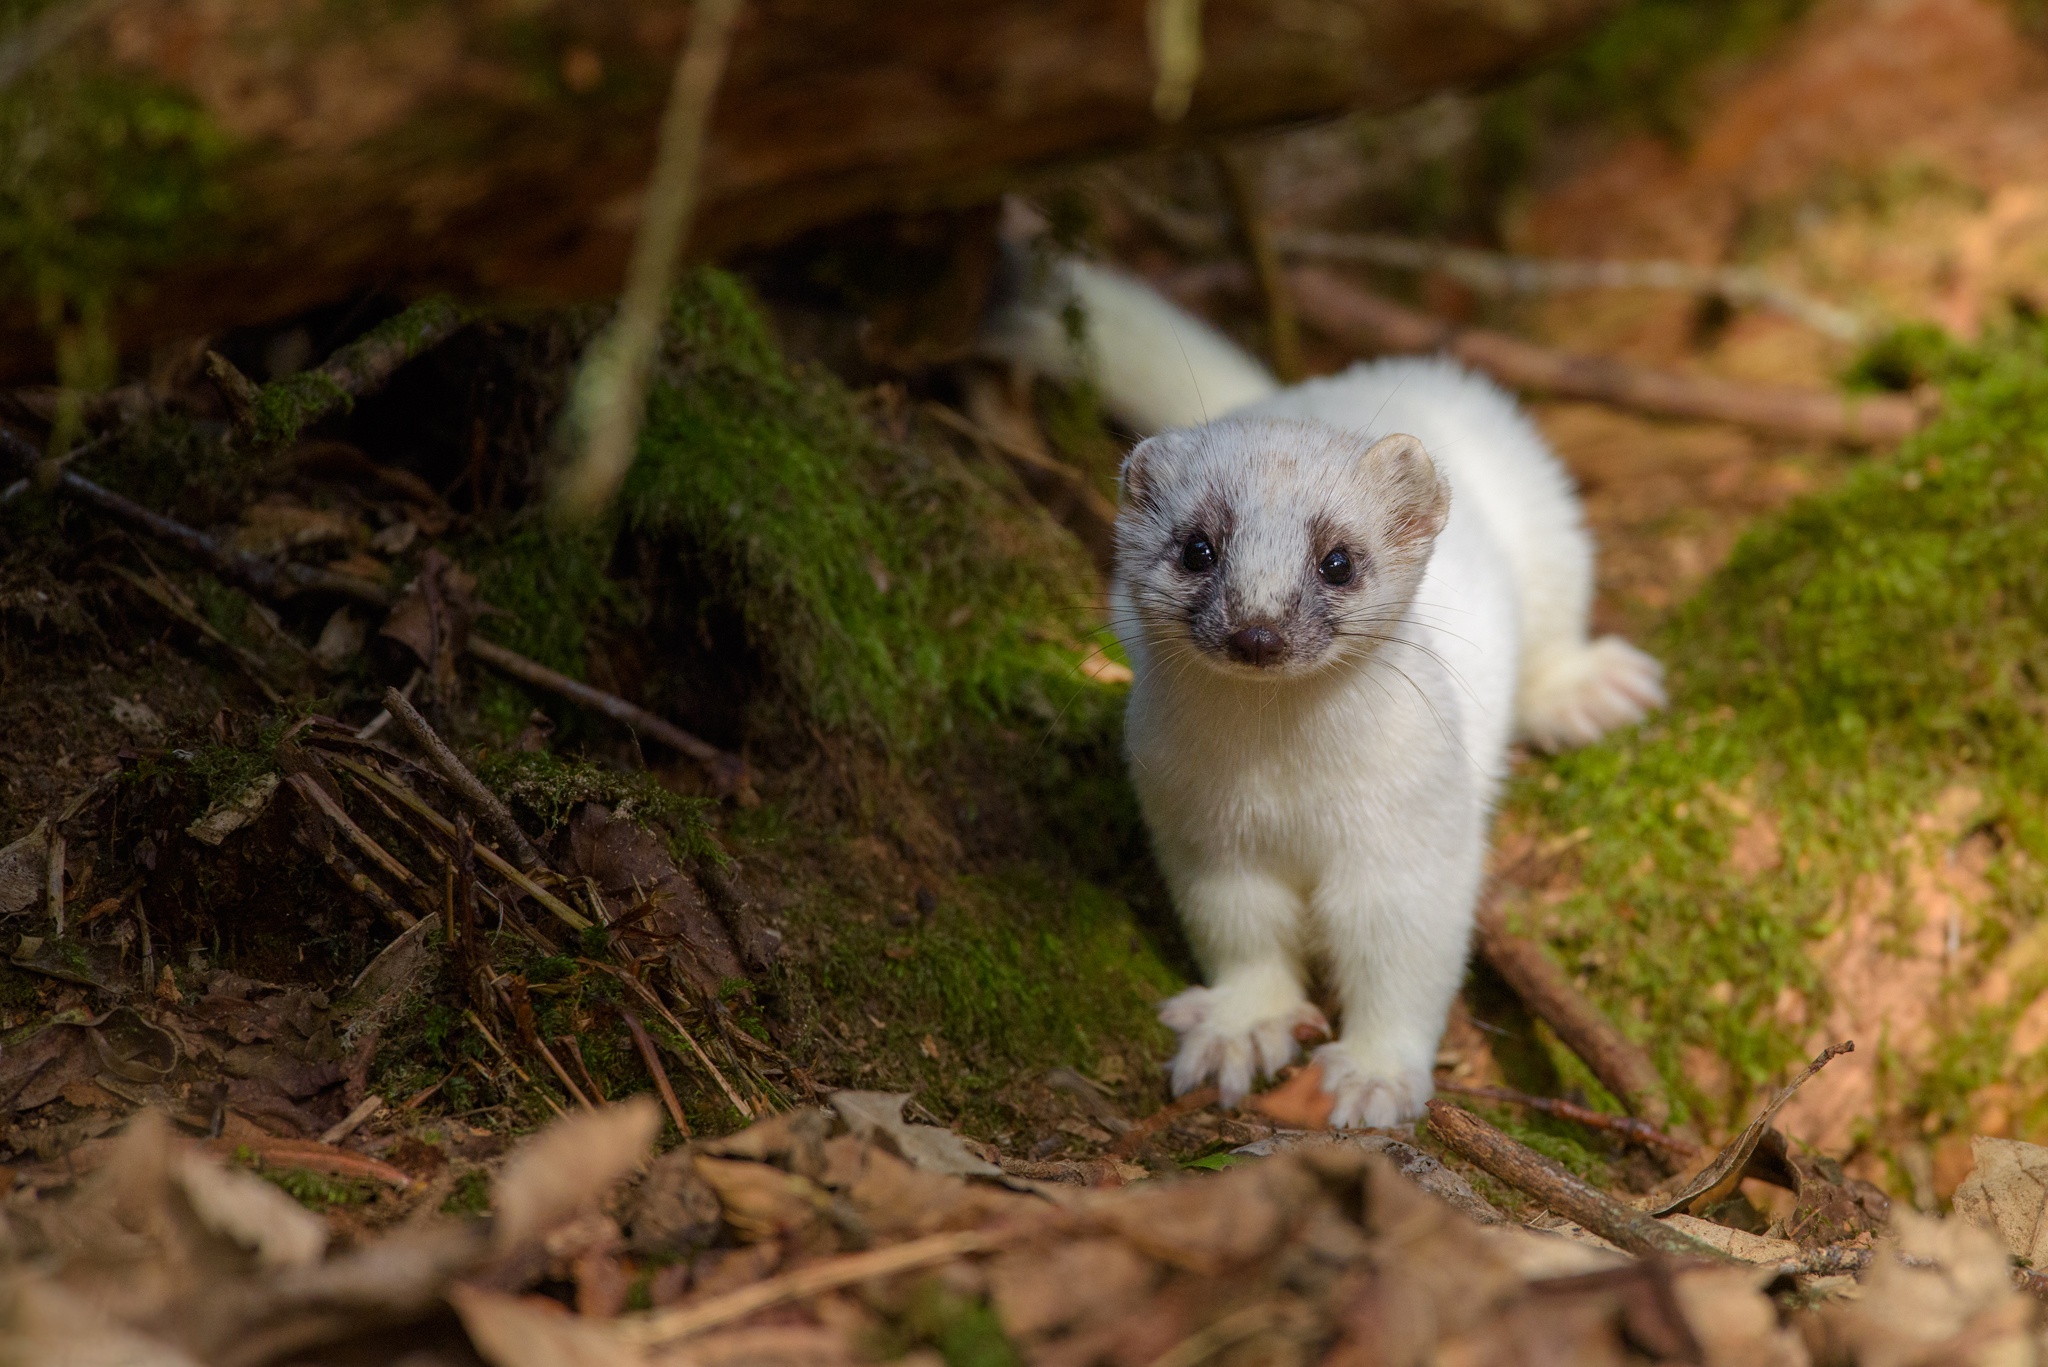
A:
[
  {"xmin": 442, "ymin": 1169, "xmax": 491, "ymax": 1216},
  {"xmin": 249, "ymin": 371, "xmax": 352, "ymax": 447},
  {"xmin": 475, "ymin": 748, "xmax": 721, "ymax": 865},
  {"xmin": 1515, "ymin": 321, "xmax": 2048, "ymax": 1130},
  {"xmin": 0, "ymin": 55, "xmax": 231, "ymax": 341},
  {"xmin": 261, "ymin": 1165, "xmax": 373, "ymax": 1209},
  {"xmin": 776, "ymin": 860, "xmax": 1178, "ymax": 1131}
]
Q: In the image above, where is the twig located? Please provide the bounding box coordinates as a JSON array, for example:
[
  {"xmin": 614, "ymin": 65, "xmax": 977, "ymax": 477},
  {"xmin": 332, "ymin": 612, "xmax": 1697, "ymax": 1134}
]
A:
[
  {"xmin": 1436, "ymin": 1082, "xmax": 1699, "ymax": 1157},
  {"xmin": 318, "ymin": 1095, "xmax": 385, "ymax": 1145},
  {"xmin": 45, "ymin": 829, "xmax": 64, "ymax": 937},
  {"xmin": 1275, "ymin": 230, "xmax": 1868, "ymax": 342},
  {"xmin": 1425, "ymin": 1101, "xmax": 1733, "ymax": 1262},
  {"xmin": 382, "ymin": 686, "xmax": 545, "ymax": 874},
  {"xmin": 206, "ymin": 1135, "xmax": 414, "ymax": 1188},
  {"xmin": 464, "ymin": 1008, "xmax": 568, "ymax": 1119},
  {"xmin": 620, "ymin": 1224, "xmax": 1034, "ymax": 1346},
  {"xmin": 621, "ymin": 1005, "xmax": 692, "ymax": 1137},
  {"xmin": 554, "ymin": 1032, "xmax": 608, "ymax": 1103},
  {"xmin": 590, "ymin": 959, "xmax": 752, "ymax": 1120},
  {"xmin": 101, "ymin": 561, "xmax": 288, "ymax": 704},
  {"xmin": 1285, "ymin": 266, "xmax": 1924, "ymax": 445},
  {"xmin": 240, "ymin": 298, "xmax": 471, "ymax": 448},
  {"xmin": 285, "ymin": 772, "xmax": 431, "ymax": 906},
  {"xmin": 939, "ymin": 379, "xmax": 1119, "ymax": 574},
  {"xmin": 292, "ymin": 817, "xmax": 418, "ymax": 932},
  {"xmin": 1107, "ymin": 1086, "xmax": 1220, "ymax": 1158},
  {"xmin": 1212, "ymin": 146, "xmax": 1303, "ymax": 383},
  {"xmin": 1472, "ymin": 898, "xmax": 1671, "ymax": 1127},
  {"xmin": 555, "ymin": 0, "xmax": 745, "ymax": 518},
  {"xmin": 326, "ymin": 755, "xmax": 592, "ymax": 932},
  {"xmin": 16, "ymin": 435, "xmax": 751, "ymax": 798},
  {"xmin": 357, "ymin": 668, "xmax": 422, "ymax": 740},
  {"xmin": 465, "ymin": 638, "xmax": 755, "ymax": 802},
  {"xmin": 1147, "ymin": 1301, "xmax": 1284, "ymax": 1367}
]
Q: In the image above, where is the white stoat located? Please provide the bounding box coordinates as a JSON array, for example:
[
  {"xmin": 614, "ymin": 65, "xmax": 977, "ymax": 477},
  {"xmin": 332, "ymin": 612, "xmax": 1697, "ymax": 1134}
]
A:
[{"xmin": 984, "ymin": 256, "xmax": 1664, "ymax": 1126}]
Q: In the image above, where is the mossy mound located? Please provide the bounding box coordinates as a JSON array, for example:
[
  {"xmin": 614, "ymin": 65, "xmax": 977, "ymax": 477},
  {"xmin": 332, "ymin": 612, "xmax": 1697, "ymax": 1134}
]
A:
[
  {"xmin": 471, "ymin": 270, "xmax": 1116, "ymax": 756},
  {"xmin": 1514, "ymin": 323, "xmax": 2048, "ymax": 1161}
]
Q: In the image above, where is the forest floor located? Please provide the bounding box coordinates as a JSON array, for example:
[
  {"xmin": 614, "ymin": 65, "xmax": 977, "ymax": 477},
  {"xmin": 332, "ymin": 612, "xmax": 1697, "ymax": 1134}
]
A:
[{"xmin": 9, "ymin": 0, "xmax": 2048, "ymax": 1363}]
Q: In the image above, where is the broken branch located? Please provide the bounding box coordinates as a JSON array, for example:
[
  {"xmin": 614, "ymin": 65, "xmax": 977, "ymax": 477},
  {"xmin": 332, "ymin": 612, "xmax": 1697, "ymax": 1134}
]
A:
[
  {"xmin": 1424, "ymin": 1100, "xmax": 1732, "ymax": 1262},
  {"xmin": 621, "ymin": 1005, "xmax": 692, "ymax": 1138},
  {"xmin": 242, "ymin": 297, "xmax": 471, "ymax": 448},
  {"xmin": 1472, "ymin": 899, "xmax": 1672, "ymax": 1127},
  {"xmin": 1285, "ymin": 266, "xmax": 1925, "ymax": 444},
  {"xmin": 382, "ymin": 686, "xmax": 545, "ymax": 874},
  {"xmin": 1436, "ymin": 1081, "xmax": 1699, "ymax": 1157}
]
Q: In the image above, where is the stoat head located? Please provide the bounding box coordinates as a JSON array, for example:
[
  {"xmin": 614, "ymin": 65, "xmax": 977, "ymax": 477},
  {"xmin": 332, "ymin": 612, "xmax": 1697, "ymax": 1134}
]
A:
[{"xmin": 1114, "ymin": 417, "xmax": 1450, "ymax": 681}]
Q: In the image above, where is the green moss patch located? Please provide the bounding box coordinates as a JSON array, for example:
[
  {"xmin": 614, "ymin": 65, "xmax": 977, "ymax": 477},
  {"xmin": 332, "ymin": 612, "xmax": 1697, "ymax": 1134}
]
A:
[{"xmin": 1512, "ymin": 323, "xmax": 2048, "ymax": 1151}]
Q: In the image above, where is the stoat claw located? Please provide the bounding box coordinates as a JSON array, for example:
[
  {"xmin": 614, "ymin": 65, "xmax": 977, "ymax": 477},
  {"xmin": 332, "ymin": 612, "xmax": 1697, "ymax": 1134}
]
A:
[
  {"xmin": 1312, "ymin": 1042, "xmax": 1433, "ymax": 1129},
  {"xmin": 1159, "ymin": 985, "xmax": 1327, "ymax": 1106}
]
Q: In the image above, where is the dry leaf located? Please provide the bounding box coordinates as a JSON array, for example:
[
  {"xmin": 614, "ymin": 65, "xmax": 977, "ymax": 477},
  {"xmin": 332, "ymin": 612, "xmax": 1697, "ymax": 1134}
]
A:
[
  {"xmin": 1649, "ymin": 1041, "xmax": 1852, "ymax": 1218},
  {"xmin": 493, "ymin": 1098, "xmax": 661, "ymax": 1254},
  {"xmin": 452, "ymin": 1284, "xmax": 645, "ymax": 1367},
  {"xmin": 173, "ymin": 1148, "xmax": 329, "ymax": 1269},
  {"xmin": 1247, "ymin": 1062, "xmax": 1336, "ymax": 1130},
  {"xmin": 1656, "ymin": 1214, "xmax": 1798, "ymax": 1265},
  {"xmin": 692, "ymin": 1156, "xmax": 830, "ymax": 1242},
  {"xmin": 1950, "ymin": 1135, "xmax": 2048, "ymax": 1265},
  {"xmin": 1667, "ymin": 1265, "xmax": 1809, "ymax": 1367},
  {"xmin": 829, "ymin": 1091, "xmax": 1001, "ymax": 1178},
  {"xmin": 186, "ymin": 774, "xmax": 281, "ymax": 847},
  {"xmin": 0, "ymin": 820, "xmax": 48, "ymax": 918}
]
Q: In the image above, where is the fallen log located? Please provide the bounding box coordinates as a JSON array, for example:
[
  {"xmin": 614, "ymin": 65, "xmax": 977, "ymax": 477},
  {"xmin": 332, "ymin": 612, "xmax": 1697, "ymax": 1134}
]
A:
[
  {"xmin": 1285, "ymin": 266, "xmax": 1927, "ymax": 444},
  {"xmin": 0, "ymin": 0, "xmax": 1622, "ymax": 376}
]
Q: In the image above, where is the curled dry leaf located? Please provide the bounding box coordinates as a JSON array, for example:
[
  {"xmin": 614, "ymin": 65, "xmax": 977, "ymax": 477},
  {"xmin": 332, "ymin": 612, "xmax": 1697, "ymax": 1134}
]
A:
[
  {"xmin": 493, "ymin": 1097, "xmax": 662, "ymax": 1254},
  {"xmin": 1649, "ymin": 1040, "xmax": 1853, "ymax": 1219}
]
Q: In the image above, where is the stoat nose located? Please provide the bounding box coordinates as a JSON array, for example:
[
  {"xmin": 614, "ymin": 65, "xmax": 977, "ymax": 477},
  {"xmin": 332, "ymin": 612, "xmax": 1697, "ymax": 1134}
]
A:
[{"xmin": 1225, "ymin": 624, "xmax": 1284, "ymax": 667}]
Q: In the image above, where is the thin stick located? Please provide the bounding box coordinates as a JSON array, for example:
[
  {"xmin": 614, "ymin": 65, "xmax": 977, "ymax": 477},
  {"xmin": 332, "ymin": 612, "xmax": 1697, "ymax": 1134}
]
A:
[
  {"xmin": 20, "ymin": 437, "xmax": 750, "ymax": 798},
  {"xmin": 1212, "ymin": 145, "xmax": 1302, "ymax": 383},
  {"xmin": 1107, "ymin": 1086, "xmax": 1220, "ymax": 1158},
  {"xmin": 466, "ymin": 1008, "xmax": 569, "ymax": 1119},
  {"xmin": 591, "ymin": 959, "xmax": 752, "ymax": 1119},
  {"xmin": 382, "ymin": 686, "xmax": 544, "ymax": 873},
  {"xmin": 466, "ymin": 638, "xmax": 753, "ymax": 802},
  {"xmin": 1425, "ymin": 1101, "xmax": 1731, "ymax": 1262},
  {"xmin": 102, "ymin": 561, "xmax": 287, "ymax": 704},
  {"xmin": 621, "ymin": 1225, "xmax": 1030, "ymax": 1346},
  {"xmin": 1437, "ymin": 1081, "xmax": 1699, "ymax": 1157},
  {"xmin": 328, "ymin": 756, "xmax": 592, "ymax": 932},
  {"xmin": 286, "ymin": 772, "xmax": 431, "ymax": 902},
  {"xmin": 621, "ymin": 1005, "xmax": 692, "ymax": 1137},
  {"xmin": 357, "ymin": 668, "xmax": 422, "ymax": 740},
  {"xmin": 1275, "ymin": 229, "xmax": 1868, "ymax": 342},
  {"xmin": 45, "ymin": 830, "xmax": 64, "ymax": 938},
  {"xmin": 1472, "ymin": 898, "xmax": 1670, "ymax": 1128},
  {"xmin": 555, "ymin": 0, "xmax": 745, "ymax": 518},
  {"xmin": 1285, "ymin": 266, "xmax": 1924, "ymax": 445},
  {"xmin": 318, "ymin": 1095, "xmax": 386, "ymax": 1145}
]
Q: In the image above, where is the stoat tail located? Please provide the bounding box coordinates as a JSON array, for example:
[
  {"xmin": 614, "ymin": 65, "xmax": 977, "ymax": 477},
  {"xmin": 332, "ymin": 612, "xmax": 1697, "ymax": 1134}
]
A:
[{"xmin": 980, "ymin": 257, "xmax": 1279, "ymax": 435}]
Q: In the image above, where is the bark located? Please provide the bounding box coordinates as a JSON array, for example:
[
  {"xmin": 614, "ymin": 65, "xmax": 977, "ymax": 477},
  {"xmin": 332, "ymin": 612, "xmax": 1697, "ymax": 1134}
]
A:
[{"xmin": 3, "ymin": 0, "xmax": 1618, "ymax": 375}]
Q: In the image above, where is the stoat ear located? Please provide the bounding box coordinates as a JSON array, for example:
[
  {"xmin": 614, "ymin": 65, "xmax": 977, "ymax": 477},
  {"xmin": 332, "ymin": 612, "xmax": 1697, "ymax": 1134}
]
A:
[
  {"xmin": 1362, "ymin": 433, "xmax": 1451, "ymax": 544},
  {"xmin": 1119, "ymin": 435, "xmax": 1165, "ymax": 509}
]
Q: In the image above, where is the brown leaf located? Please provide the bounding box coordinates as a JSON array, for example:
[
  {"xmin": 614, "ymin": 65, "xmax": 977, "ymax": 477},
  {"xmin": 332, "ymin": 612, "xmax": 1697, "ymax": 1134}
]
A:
[
  {"xmin": 379, "ymin": 549, "xmax": 478, "ymax": 704},
  {"xmin": 1247, "ymin": 1063, "xmax": 1335, "ymax": 1130},
  {"xmin": 1648, "ymin": 1041, "xmax": 1852, "ymax": 1218},
  {"xmin": 1951, "ymin": 1135, "xmax": 2048, "ymax": 1264},
  {"xmin": 493, "ymin": 1098, "xmax": 662, "ymax": 1254},
  {"xmin": 1095, "ymin": 1154, "xmax": 1320, "ymax": 1274},
  {"xmin": 627, "ymin": 1149, "xmax": 725, "ymax": 1255},
  {"xmin": 450, "ymin": 1284, "xmax": 644, "ymax": 1367},
  {"xmin": 985, "ymin": 1237, "xmax": 1158, "ymax": 1340},
  {"xmin": 560, "ymin": 804, "xmax": 742, "ymax": 1000},
  {"xmin": 692, "ymin": 1156, "xmax": 830, "ymax": 1243}
]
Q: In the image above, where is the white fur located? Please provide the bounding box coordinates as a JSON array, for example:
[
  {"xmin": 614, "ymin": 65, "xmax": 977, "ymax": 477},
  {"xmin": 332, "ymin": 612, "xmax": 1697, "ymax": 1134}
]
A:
[
  {"xmin": 980, "ymin": 258, "xmax": 1279, "ymax": 433},
  {"xmin": 983, "ymin": 261, "xmax": 1663, "ymax": 1126}
]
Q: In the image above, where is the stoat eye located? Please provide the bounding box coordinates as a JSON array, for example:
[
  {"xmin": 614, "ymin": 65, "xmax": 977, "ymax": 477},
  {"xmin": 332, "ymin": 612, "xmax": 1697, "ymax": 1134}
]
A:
[
  {"xmin": 1180, "ymin": 534, "xmax": 1217, "ymax": 573},
  {"xmin": 1318, "ymin": 547, "xmax": 1354, "ymax": 585}
]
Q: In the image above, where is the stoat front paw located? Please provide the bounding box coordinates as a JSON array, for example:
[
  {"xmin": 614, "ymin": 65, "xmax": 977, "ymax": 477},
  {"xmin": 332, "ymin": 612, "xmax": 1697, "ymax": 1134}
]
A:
[
  {"xmin": 1159, "ymin": 985, "xmax": 1326, "ymax": 1106},
  {"xmin": 1312, "ymin": 1042, "xmax": 1433, "ymax": 1129}
]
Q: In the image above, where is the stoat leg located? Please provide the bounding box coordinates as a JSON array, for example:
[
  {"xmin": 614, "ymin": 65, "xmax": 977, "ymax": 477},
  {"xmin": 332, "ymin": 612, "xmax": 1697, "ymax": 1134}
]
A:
[
  {"xmin": 1518, "ymin": 635, "xmax": 1666, "ymax": 752},
  {"xmin": 1158, "ymin": 872, "xmax": 1321, "ymax": 1105},
  {"xmin": 1311, "ymin": 846, "xmax": 1478, "ymax": 1129}
]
